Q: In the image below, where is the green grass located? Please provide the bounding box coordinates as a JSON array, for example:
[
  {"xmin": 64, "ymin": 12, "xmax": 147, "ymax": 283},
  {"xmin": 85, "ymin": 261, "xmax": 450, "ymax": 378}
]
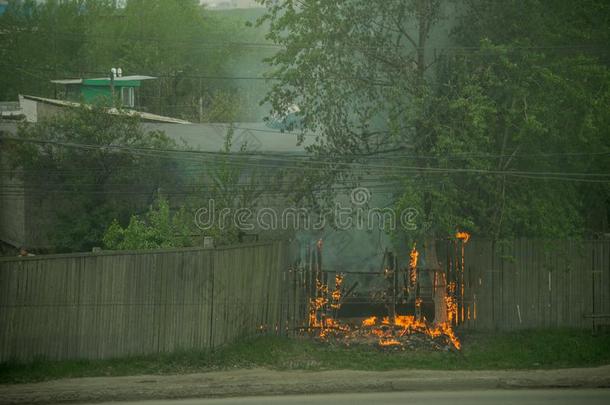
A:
[{"xmin": 1, "ymin": 329, "xmax": 609, "ymax": 384}]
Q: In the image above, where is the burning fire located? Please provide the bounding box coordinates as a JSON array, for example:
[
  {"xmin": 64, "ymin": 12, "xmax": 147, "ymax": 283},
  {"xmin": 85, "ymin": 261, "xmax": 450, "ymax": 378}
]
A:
[
  {"xmin": 415, "ymin": 297, "xmax": 423, "ymax": 313},
  {"xmin": 445, "ymin": 281, "xmax": 458, "ymax": 323},
  {"xmin": 379, "ymin": 338, "xmax": 401, "ymax": 347},
  {"xmin": 453, "ymin": 231, "xmax": 469, "ymax": 324},
  {"xmin": 303, "ymin": 236, "xmax": 467, "ymax": 352},
  {"xmin": 330, "ymin": 274, "xmax": 343, "ymax": 309},
  {"xmin": 362, "ymin": 316, "xmax": 377, "ymax": 326},
  {"xmin": 455, "ymin": 231, "xmax": 470, "ymax": 243},
  {"xmin": 409, "ymin": 243, "xmax": 418, "ymax": 287},
  {"xmin": 306, "ymin": 277, "xmax": 461, "ymax": 351},
  {"xmin": 360, "ymin": 315, "xmax": 461, "ymax": 350}
]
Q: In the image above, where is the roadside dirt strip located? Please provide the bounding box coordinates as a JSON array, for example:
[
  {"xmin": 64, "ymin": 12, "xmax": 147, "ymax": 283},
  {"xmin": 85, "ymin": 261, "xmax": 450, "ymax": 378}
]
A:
[{"xmin": 1, "ymin": 366, "xmax": 610, "ymax": 405}]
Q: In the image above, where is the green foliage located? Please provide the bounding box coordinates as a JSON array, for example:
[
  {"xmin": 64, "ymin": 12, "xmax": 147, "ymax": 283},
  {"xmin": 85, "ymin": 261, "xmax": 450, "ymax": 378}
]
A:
[
  {"xmin": 0, "ymin": 0, "xmax": 271, "ymax": 121},
  {"xmin": 258, "ymin": 0, "xmax": 441, "ymax": 148},
  {"xmin": 5, "ymin": 104, "xmax": 179, "ymax": 252},
  {"xmin": 82, "ymin": 0, "xmax": 228, "ymax": 119},
  {"xmin": 103, "ymin": 195, "xmax": 193, "ymax": 250},
  {"xmin": 194, "ymin": 126, "xmax": 268, "ymax": 246},
  {"xmin": 398, "ymin": 1, "xmax": 610, "ymax": 239},
  {"xmin": 255, "ymin": 0, "xmax": 447, "ymax": 222},
  {"xmin": 200, "ymin": 90, "xmax": 243, "ymax": 123},
  {"xmin": 259, "ymin": 0, "xmax": 610, "ymax": 239},
  {"xmin": 0, "ymin": 0, "xmax": 106, "ymax": 99}
]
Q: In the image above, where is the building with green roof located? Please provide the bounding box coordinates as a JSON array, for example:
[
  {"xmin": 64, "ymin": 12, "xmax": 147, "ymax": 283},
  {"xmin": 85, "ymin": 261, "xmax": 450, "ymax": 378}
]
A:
[{"xmin": 51, "ymin": 75, "xmax": 156, "ymax": 109}]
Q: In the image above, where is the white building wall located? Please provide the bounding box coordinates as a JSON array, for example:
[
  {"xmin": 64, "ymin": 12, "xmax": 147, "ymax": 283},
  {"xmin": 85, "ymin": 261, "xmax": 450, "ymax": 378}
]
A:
[{"xmin": 0, "ymin": 123, "xmax": 27, "ymax": 248}]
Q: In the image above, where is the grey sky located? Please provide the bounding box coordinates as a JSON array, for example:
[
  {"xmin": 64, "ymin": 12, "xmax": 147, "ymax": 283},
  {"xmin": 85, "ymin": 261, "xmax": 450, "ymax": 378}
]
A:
[{"xmin": 199, "ymin": 0, "xmax": 262, "ymax": 9}]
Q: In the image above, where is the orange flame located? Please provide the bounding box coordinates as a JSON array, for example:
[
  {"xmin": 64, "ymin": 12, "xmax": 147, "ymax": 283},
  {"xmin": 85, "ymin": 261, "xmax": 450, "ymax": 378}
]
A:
[
  {"xmin": 409, "ymin": 243, "xmax": 418, "ymax": 287},
  {"xmin": 379, "ymin": 338, "xmax": 401, "ymax": 347},
  {"xmin": 306, "ymin": 252, "xmax": 462, "ymax": 350},
  {"xmin": 455, "ymin": 231, "xmax": 470, "ymax": 243},
  {"xmin": 358, "ymin": 314, "xmax": 461, "ymax": 350},
  {"xmin": 330, "ymin": 274, "xmax": 344, "ymax": 309},
  {"xmin": 445, "ymin": 281, "xmax": 458, "ymax": 324},
  {"xmin": 308, "ymin": 273, "xmax": 348, "ymax": 336},
  {"xmin": 455, "ymin": 231, "xmax": 469, "ymax": 324},
  {"xmin": 362, "ymin": 316, "xmax": 377, "ymax": 326}
]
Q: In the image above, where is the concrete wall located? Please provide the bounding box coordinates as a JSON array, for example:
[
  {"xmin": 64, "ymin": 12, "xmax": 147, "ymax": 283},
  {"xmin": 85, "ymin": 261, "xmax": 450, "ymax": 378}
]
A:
[
  {"xmin": 0, "ymin": 122, "xmax": 54, "ymax": 250},
  {"xmin": 18, "ymin": 96, "xmax": 67, "ymax": 123},
  {"xmin": 0, "ymin": 154, "xmax": 26, "ymax": 248},
  {"xmin": 0, "ymin": 123, "xmax": 27, "ymax": 249}
]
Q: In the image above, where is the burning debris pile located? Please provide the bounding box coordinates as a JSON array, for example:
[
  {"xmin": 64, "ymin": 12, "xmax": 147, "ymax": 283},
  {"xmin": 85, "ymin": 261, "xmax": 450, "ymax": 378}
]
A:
[
  {"xmin": 300, "ymin": 234, "xmax": 470, "ymax": 351},
  {"xmin": 310, "ymin": 314, "xmax": 461, "ymax": 351},
  {"xmin": 305, "ymin": 284, "xmax": 462, "ymax": 351}
]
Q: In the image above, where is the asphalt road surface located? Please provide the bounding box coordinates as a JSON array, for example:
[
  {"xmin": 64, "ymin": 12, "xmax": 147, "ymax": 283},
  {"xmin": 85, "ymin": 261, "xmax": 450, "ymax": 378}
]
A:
[{"xmin": 90, "ymin": 389, "xmax": 610, "ymax": 405}]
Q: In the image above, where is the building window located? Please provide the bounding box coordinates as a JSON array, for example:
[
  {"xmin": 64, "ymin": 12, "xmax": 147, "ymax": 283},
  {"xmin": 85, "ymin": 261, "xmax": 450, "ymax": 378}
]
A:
[{"xmin": 120, "ymin": 87, "xmax": 135, "ymax": 108}]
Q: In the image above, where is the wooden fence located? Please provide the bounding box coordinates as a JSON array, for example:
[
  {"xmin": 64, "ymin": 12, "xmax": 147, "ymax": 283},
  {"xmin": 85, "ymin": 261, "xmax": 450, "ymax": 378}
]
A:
[
  {"xmin": 0, "ymin": 241, "xmax": 293, "ymax": 362},
  {"xmin": 461, "ymin": 239, "xmax": 610, "ymax": 330}
]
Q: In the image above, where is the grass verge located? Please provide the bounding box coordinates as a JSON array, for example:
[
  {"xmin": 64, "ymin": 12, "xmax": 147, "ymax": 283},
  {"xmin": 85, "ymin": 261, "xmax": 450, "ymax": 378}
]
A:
[{"xmin": 1, "ymin": 329, "xmax": 609, "ymax": 384}]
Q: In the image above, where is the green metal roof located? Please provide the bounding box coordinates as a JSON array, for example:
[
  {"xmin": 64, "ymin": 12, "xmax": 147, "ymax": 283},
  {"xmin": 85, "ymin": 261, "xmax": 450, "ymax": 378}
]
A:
[
  {"xmin": 83, "ymin": 79, "xmax": 142, "ymax": 87},
  {"xmin": 51, "ymin": 75, "xmax": 156, "ymax": 87}
]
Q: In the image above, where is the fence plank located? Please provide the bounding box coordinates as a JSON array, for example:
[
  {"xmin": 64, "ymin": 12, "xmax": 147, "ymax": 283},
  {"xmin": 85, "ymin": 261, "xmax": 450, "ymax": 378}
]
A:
[
  {"xmin": 456, "ymin": 239, "xmax": 609, "ymax": 331},
  {"xmin": 0, "ymin": 242, "xmax": 289, "ymax": 362}
]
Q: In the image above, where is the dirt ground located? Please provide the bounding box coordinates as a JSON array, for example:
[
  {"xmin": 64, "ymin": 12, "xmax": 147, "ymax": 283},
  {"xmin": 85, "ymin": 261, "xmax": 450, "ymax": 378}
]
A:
[{"xmin": 1, "ymin": 365, "xmax": 609, "ymax": 405}]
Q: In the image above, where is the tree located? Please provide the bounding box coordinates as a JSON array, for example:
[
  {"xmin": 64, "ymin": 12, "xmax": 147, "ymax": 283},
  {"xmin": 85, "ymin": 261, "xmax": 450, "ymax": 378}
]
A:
[
  {"xmin": 256, "ymin": 0, "xmax": 445, "ymax": 240},
  {"xmin": 5, "ymin": 103, "xmax": 179, "ymax": 252},
  {"xmin": 0, "ymin": 0, "xmax": 270, "ymax": 122},
  {"xmin": 258, "ymin": 0, "xmax": 610, "ymax": 240},
  {"xmin": 395, "ymin": 0, "xmax": 610, "ymax": 238},
  {"xmin": 0, "ymin": 0, "xmax": 115, "ymax": 100},
  {"xmin": 103, "ymin": 194, "xmax": 194, "ymax": 250},
  {"xmin": 258, "ymin": 0, "xmax": 441, "ymax": 154},
  {"xmin": 191, "ymin": 126, "xmax": 271, "ymax": 246},
  {"xmin": 82, "ymin": 0, "xmax": 228, "ymax": 119}
]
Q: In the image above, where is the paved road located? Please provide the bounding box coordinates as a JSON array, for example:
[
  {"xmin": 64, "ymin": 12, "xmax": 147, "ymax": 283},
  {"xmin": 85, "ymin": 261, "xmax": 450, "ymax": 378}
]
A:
[
  {"xmin": 92, "ymin": 389, "xmax": 610, "ymax": 405},
  {"xmin": 4, "ymin": 367, "xmax": 610, "ymax": 405}
]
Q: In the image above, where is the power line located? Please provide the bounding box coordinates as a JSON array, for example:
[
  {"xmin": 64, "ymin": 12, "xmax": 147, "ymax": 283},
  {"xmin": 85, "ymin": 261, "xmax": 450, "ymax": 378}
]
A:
[
  {"xmin": 0, "ymin": 63, "xmax": 276, "ymax": 81},
  {"xmin": 2, "ymin": 136, "xmax": 609, "ymax": 182},
  {"xmin": 0, "ymin": 140, "xmax": 607, "ymax": 170},
  {"xmin": 2, "ymin": 24, "xmax": 609, "ymax": 54},
  {"xmin": 2, "ymin": 135, "xmax": 606, "ymax": 178}
]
